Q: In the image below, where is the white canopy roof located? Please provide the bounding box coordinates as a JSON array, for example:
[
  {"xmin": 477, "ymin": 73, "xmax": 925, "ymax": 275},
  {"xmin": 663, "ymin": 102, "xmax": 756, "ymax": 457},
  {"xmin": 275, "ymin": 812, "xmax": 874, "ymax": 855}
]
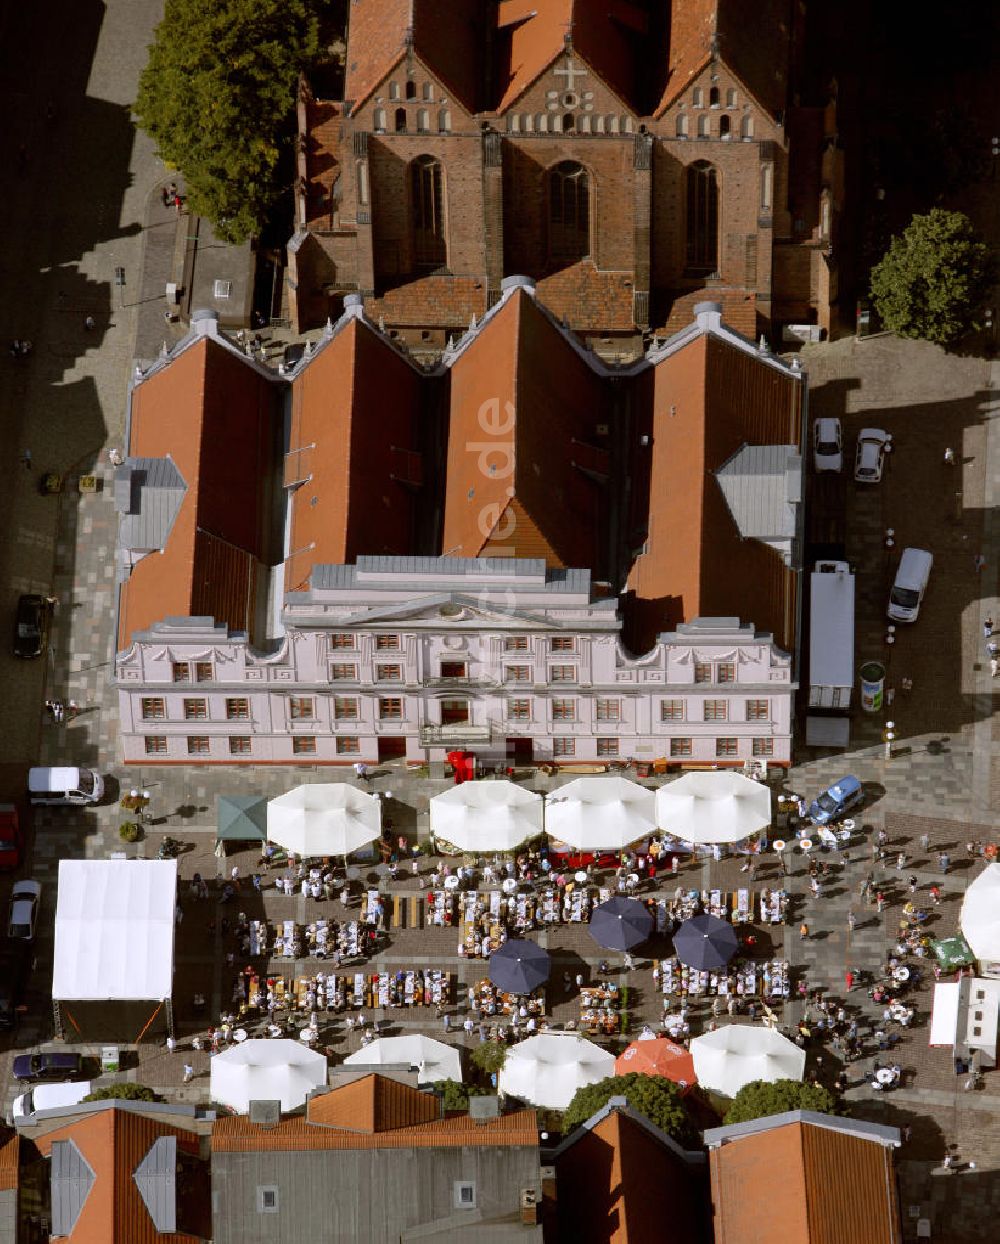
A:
[
  {"xmin": 499, "ymin": 1033, "xmax": 614, "ymax": 1109},
  {"xmin": 545, "ymin": 778, "xmax": 657, "ymax": 852},
  {"xmin": 960, "ymin": 864, "xmax": 1000, "ymax": 960},
  {"xmin": 52, "ymin": 860, "xmax": 177, "ymax": 1001},
  {"xmin": 343, "ymin": 1035, "xmax": 462, "ymax": 1086},
  {"xmin": 430, "ymin": 780, "xmax": 543, "ymax": 853},
  {"xmin": 690, "ymin": 1024, "xmax": 805, "ymax": 1098},
  {"xmin": 267, "ymin": 783, "xmax": 381, "ymax": 857},
  {"xmin": 210, "ymin": 1039, "xmax": 328, "ymax": 1114},
  {"xmin": 929, "ymin": 982, "xmax": 961, "ymax": 1047},
  {"xmin": 656, "ymin": 772, "xmax": 772, "ymax": 844}
]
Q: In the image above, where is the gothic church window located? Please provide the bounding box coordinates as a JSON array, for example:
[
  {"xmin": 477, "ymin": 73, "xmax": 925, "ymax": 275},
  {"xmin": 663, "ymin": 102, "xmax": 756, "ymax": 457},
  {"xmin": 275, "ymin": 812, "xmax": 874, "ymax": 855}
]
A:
[
  {"xmin": 548, "ymin": 161, "xmax": 590, "ymax": 263},
  {"xmin": 698, "ymin": 114, "xmax": 710, "ymax": 137},
  {"xmin": 676, "ymin": 113, "xmax": 689, "ymax": 138},
  {"xmin": 686, "ymin": 160, "xmax": 719, "ymax": 274},
  {"xmin": 742, "ymin": 113, "xmax": 754, "ymax": 139},
  {"xmin": 438, "ymin": 109, "xmax": 451, "ymax": 133},
  {"xmin": 720, "ymin": 115, "xmax": 731, "ymax": 138},
  {"xmin": 405, "ymin": 80, "xmax": 416, "ymax": 100},
  {"xmin": 411, "ymin": 155, "xmax": 447, "ymax": 268},
  {"xmin": 395, "ymin": 108, "xmax": 407, "ymax": 132}
]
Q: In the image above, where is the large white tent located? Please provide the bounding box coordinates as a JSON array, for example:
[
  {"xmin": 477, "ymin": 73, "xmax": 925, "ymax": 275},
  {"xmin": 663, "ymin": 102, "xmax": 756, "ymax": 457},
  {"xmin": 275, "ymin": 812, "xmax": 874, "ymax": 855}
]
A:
[
  {"xmin": 960, "ymin": 864, "xmax": 1000, "ymax": 962},
  {"xmin": 343, "ymin": 1035, "xmax": 462, "ymax": 1086},
  {"xmin": 499, "ymin": 1033, "xmax": 614, "ymax": 1109},
  {"xmin": 52, "ymin": 859, "xmax": 177, "ymax": 1002},
  {"xmin": 655, "ymin": 772, "xmax": 772, "ymax": 844},
  {"xmin": 211, "ymin": 1039, "xmax": 328, "ymax": 1113},
  {"xmin": 430, "ymin": 780, "xmax": 543, "ymax": 853},
  {"xmin": 544, "ymin": 777, "xmax": 656, "ymax": 852},
  {"xmin": 690, "ymin": 1024, "xmax": 805, "ymax": 1097},
  {"xmin": 267, "ymin": 783, "xmax": 381, "ymax": 858}
]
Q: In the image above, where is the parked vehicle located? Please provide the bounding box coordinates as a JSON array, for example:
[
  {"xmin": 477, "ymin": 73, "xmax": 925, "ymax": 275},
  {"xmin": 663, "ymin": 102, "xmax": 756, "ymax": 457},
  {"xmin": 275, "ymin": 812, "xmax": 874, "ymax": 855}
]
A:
[
  {"xmin": 7, "ymin": 880, "xmax": 41, "ymax": 941},
  {"xmin": 13, "ymin": 1080, "xmax": 93, "ymax": 1122},
  {"xmin": 812, "ymin": 418, "xmax": 843, "ymax": 473},
  {"xmin": 28, "ymin": 766, "xmax": 103, "ymax": 806},
  {"xmin": 0, "ymin": 948, "xmax": 30, "ymax": 1031},
  {"xmin": 809, "ymin": 775, "xmax": 864, "ymax": 825},
  {"xmin": 854, "ymin": 429, "xmax": 891, "ymax": 483},
  {"xmin": 806, "ymin": 561, "xmax": 854, "ymax": 749},
  {"xmin": 13, "ymin": 1051, "xmax": 83, "ymax": 1082},
  {"xmin": 13, "ymin": 593, "xmax": 47, "ymax": 659},
  {"xmin": 0, "ymin": 804, "xmax": 22, "ymax": 871},
  {"xmin": 887, "ymin": 547, "xmax": 933, "ymax": 623}
]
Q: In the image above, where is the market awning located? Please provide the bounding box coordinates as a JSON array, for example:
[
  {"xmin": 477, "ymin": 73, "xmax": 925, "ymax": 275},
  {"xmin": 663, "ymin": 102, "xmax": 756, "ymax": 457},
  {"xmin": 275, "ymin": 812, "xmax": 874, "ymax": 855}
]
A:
[
  {"xmin": 929, "ymin": 982, "xmax": 961, "ymax": 1047},
  {"xmin": 216, "ymin": 794, "xmax": 268, "ymax": 843}
]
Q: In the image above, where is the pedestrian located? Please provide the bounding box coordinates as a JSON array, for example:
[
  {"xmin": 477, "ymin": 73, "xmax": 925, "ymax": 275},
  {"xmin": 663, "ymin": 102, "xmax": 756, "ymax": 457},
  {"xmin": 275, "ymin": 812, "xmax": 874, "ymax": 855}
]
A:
[
  {"xmin": 986, "ymin": 616, "xmax": 995, "ymax": 639},
  {"xmin": 20, "ymin": 448, "xmax": 32, "ymax": 469},
  {"xmin": 991, "ymin": 656, "xmax": 999, "ymax": 678},
  {"xmin": 354, "ymin": 761, "xmax": 369, "ymax": 781},
  {"xmin": 908, "ymin": 875, "xmax": 918, "ymax": 894},
  {"xmin": 166, "ymin": 1035, "xmax": 177, "ymax": 1054},
  {"xmin": 975, "ymin": 553, "xmax": 987, "ymax": 573},
  {"xmin": 84, "ymin": 315, "xmax": 95, "ymax": 331},
  {"xmin": 624, "ymin": 952, "xmax": 635, "ymax": 972},
  {"xmin": 182, "ymin": 1063, "xmax": 194, "ymax": 1083},
  {"xmin": 929, "ymin": 884, "xmax": 941, "ymax": 905},
  {"xmin": 895, "ymin": 852, "xmax": 906, "ymax": 872},
  {"xmin": 943, "ymin": 447, "xmax": 955, "ymax": 465},
  {"xmin": 799, "ymin": 922, "xmax": 809, "ymax": 939},
  {"xmin": 848, "ymin": 911, "xmax": 857, "ymax": 933},
  {"xmin": 845, "ymin": 969, "xmax": 855, "ymax": 991},
  {"xmin": 919, "ymin": 832, "xmax": 931, "ymax": 852},
  {"xmin": 230, "ymin": 865, "xmax": 240, "ymax": 890},
  {"xmin": 939, "ymin": 852, "xmax": 950, "ymax": 874},
  {"xmin": 876, "ymin": 891, "xmax": 886, "ymax": 913},
  {"xmin": 443, "ymin": 1012, "xmax": 451, "ymax": 1032}
]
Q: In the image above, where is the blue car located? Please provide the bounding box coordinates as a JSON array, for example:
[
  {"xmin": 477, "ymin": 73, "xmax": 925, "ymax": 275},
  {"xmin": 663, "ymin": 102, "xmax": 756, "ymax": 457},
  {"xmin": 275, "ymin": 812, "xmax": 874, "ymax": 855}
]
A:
[{"xmin": 809, "ymin": 775, "xmax": 864, "ymax": 825}]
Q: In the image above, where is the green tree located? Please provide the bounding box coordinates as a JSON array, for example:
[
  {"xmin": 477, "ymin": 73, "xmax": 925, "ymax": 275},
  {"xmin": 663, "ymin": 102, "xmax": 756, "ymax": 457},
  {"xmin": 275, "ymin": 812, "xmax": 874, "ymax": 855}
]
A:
[
  {"xmin": 563, "ymin": 1074, "xmax": 695, "ymax": 1145},
  {"xmin": 723, "ymin": 1078, "xmax": 838, "ymax": 1125},
  {"xmin": 135, "ymin": 0, "xmax": 328, "ymax": 243},
  {"xmin": 83, "ymin": 1083, "xmax": 160, "ymax": 1102},
  {"xmin": 869, "ymin": 209, "xmax": 995, "ymax": 346},
  {"xmin": 470, "ymin": 1040, "xmax": 508, "ymax": 1078},
  {"xmin": 432, "ymin": 1079, "xmax": 470, "ymax": 1112}
]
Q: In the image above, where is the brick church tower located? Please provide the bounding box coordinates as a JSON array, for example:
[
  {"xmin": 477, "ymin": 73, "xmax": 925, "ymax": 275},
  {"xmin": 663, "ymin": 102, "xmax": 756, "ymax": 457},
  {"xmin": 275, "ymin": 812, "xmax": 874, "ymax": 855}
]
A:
[{"xmin": 287, "ymin": 0, "xmax": 842, "ymax": 357}]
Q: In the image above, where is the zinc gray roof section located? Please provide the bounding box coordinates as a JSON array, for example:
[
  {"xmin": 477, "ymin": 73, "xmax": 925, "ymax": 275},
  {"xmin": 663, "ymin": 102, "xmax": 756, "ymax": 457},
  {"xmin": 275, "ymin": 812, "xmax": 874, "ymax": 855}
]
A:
[
  {"xmin": 50, "ymin": 1138, "xmax": 96, "ymax": 1236},
  {"xmin": 714, "ymin": 445, "xmax": 799, "ymax": 540},
  {"xmin": 115, "ymin": 457, "xmax": 187, "ymax": 553},
  {"xmin": 703, "ymin": 1108, "xmax": 901, "ymax": 1149},
  {"xmin": 312, "ymin": 558, "xmax": 590, "ymax": 593},
  {"xmin": 133, "ymin": 1134, "xmax": 177, "ymax": 1232}
]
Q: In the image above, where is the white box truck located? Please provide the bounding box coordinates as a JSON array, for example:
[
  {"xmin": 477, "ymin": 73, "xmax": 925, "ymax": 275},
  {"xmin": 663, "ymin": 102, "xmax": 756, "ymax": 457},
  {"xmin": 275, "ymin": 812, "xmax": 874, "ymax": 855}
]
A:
[{"xmin": 806, "ymin": 560, "xmax": 855, "ymax": 747}]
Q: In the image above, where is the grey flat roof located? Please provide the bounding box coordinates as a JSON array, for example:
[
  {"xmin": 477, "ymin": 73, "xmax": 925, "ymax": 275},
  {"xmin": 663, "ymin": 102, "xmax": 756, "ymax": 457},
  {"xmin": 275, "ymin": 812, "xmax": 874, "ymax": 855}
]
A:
[
  {"xmin": 133, "ymin": 1134, "xmax": 177, "ymax": 1232},
  {"xmin": 312, "ymin": 559, "xmax": 591, "ymax": 594},
  {"xmin": 50, "ymin": 1138, "xmax": 96, "ymax": 1236},
  {"xmin": 115, "ymin": 457, "xmax": 187, "ymax": 553},
  {"xmin": 703, "ymin": 1108, "xmax": 901, "ymax": 1149}
]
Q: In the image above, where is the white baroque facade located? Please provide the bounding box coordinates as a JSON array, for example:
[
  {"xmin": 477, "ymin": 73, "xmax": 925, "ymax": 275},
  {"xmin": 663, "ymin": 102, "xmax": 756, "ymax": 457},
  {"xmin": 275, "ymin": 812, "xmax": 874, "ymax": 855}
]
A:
[{"xmin": 116, "ymin": 558, "xmax": 794, "ymax": 767}]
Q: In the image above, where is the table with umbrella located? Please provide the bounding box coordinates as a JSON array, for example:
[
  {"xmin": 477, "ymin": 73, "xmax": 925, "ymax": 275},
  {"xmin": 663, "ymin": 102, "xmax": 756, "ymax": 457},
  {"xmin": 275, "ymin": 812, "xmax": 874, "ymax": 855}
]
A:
[
  {"xmin": 210, "ymin": 1038, "xmax": 328, "ymax": 1114},
  {"xmin": 489, "ymin": 939, "xmax": 550, "ymax": 995},
  {"xmin": 616, "ymin": 1036, "xmax": 697, "ymax": 1091},
  {"xmin": 430, "ymin": 780, "xmax": 543, "ymax": 855},
  {"xmin": 344, "ymin": 1034, "xmax": 462, "ymax": 1086},
  {"xmin": 960, "ymin": 863, "xmax": 1000, "ymax": 962},
  {"xmin": 499, "ymin": 1033, "xmax": 615, "ymax": 1109},
  {"xmin": 655, "ymin": 771, "xmax": 772, "ymax": 845},
  {"xmin": 589, "ymin": 897, "xmax": 654, "ymax": 952},
  {"xmin": 673, "ymin": 914, "xmax": 739, "ymax": 971},
  {"xmin": 545, "ymin": 777, "xmax": 657, "ymax": 853},
  {"xmin": 267, "ymin": 784, "xmax": 381, "ymax": 860},
  {"xmin": 690, "ymin": 1023, "xmax": 805, "ymax": 1097}
]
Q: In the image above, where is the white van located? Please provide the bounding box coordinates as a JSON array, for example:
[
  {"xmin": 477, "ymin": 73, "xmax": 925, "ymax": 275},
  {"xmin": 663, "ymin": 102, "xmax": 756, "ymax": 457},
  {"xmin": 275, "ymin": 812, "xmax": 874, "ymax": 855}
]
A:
[
  {"xmin": 887, "ymin": 548, "xmax": 933, "ymax": 622},
  {"xmin": 28, "ymin": 767, "xmax": 104, "ymax": 806},
  {"xmin": 12, "ymin": 1080, "xmax": 93, "ymax": 1122}
]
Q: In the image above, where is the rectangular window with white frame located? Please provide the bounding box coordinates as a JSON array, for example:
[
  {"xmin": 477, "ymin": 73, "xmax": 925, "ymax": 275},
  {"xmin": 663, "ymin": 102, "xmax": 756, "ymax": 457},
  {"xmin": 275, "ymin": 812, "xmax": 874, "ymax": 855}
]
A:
[
  {"xmin": 716, "ymin": 737, "xmax": 739, "ymax": 757},
  {"xmin": 703, "ymin": 700, "xmax": 728, "ymax": 721},
  {"xmin": 550, "ymin": 665, "xmax": 577, "ymax": 683},
  {"xmin": 551, "ymin": 699, "xmax": 576, "ymax": 722},
  {"xmin": 660, "ymin": 699, "xmax": 685, "ymax": 722},
  {"xmin": 508, "ymin": 699, "xmax": 531, "ymax": 722},
  {"xmin": 552, "ymin": 737, "xmax": 576, "ymax": 757},
  {"xmin": 595, "ymin": 699, "xmax": 620, "ymax": 722},
  {"xmin": 752, "ymin": 737, "xmax": 773, "ymax": 757},
  {"xmin": 745, "ymin": 699, "xmax": 769, "ymax": 721},
  {"xmin": 505, "ymin": 665, "xmax": 531, "ymax": 683},
  {"xmin": 596, "ymin": 738, "xmax": 619, "ymax": 757},
  {"xmin": 671, "ymin": 737, "xmax": 692, "ymax": 757}
]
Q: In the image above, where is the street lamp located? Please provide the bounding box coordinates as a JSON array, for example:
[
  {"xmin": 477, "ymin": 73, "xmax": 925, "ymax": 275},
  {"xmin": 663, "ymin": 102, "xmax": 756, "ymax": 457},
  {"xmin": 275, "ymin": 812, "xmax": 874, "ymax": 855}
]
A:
[{"xmin": 883, "ymin": 721, "xmax": 896, "ymax": 762}]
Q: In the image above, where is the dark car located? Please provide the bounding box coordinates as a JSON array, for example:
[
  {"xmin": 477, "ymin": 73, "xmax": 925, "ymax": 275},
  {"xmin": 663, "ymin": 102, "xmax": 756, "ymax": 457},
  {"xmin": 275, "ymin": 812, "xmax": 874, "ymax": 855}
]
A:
[
  {"xmin": 0, "ymin": 804, "xmax": 22, "ymax": 871},
  {"xmin": 13, "ymin": 594, "xmax": 47, "ymax": 659},
  {"xmin": 13, "ymin": 1051, "xmax": 83, "ymax": 1082},
  {"xmin": 0, "ymin": 948, "xmax": 30, "ymax": 1031},
  {"xmin": 808, "ymin": 775, "xmax": 864, "ymax": 826}
]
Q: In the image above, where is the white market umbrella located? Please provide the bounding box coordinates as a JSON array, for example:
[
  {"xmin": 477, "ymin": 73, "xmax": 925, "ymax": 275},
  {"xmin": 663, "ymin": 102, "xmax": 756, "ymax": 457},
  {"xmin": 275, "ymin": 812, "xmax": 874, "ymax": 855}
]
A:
[
  {"xmin": 656, "ymin": 772, "xmax": 772, "ymax": 844},
  {"xmin": 430, "ymin": 780, "xmax": 543, "ymax": 853},
  {"xmin": 210, "ymin": 1039, "xmax": 327, "ymax": 1114},
  {"xmin": 267, "ymin": 784, "xmax": 381, "ymax": 858},
  {"xmin": 499, "ymin": 1033, "xmax": 614, "ymax": 1109},
  {"xmin": 690, "ymin": 1024, "xmax": 805, "ymax": 1098},
  {"xmin": 545, "ymin": 777, "xmax": 656, "ymax": 852},
  {"xmin": 343, "ymin": 1035, "xmax": 462, "ymax": 1086},
  {"xmin": 960, "ymin": 863, "xmax": 1000, "ymax": 960}
]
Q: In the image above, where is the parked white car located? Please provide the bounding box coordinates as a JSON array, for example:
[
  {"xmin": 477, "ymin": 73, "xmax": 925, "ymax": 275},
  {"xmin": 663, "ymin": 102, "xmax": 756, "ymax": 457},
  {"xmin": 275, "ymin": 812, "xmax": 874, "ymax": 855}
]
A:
[
  {"xmin": 7, "ymin": 880, "xmax": 40, "ymax": 941},
  {"xmin": 854, "ymin": 428, "xmax": 891, "ymax": 483},
  {"xmin": 812, "ymin": 418, "xmax": 843, "ymax": 473}
]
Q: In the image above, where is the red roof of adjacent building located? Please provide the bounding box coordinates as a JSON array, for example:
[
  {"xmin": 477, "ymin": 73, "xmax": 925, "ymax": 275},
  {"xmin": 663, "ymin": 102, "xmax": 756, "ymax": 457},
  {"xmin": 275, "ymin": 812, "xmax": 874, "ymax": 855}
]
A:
[
  {"xmin": 284, "ymin": 317, "xmax": 422, "ymax": 592},
  {"xmin": 709, "ymin": 1118, "xmax": 902, "ymax": 1244},
  {"xmin": 626, "ymin": 330, "xmax": 801, "ymax": 653},
  {"xmin": 119, "ymin": 335, "xmax": 280, "ymax": 649},
  {"xmin": 555, "ymin": 1107, "xmax": 708, "ymax": 1243},
  {"xmin": 212, "ymin": 1074, "xmax": 539, "ymax": 1152},
  {"xmin": 344, "ymin": 0, "xmax": 483, "ymax": 116},
  {"xmin": 0, "ymin": 1130, "xmax": 18, "ymax": 1192},
  {"xmin": 34, "ymin": 1110, "xmax": 205, "ymax": 1244},
  {"xmin": 443, "ymin": 287, "xmax": 607, "ymax": 570}
]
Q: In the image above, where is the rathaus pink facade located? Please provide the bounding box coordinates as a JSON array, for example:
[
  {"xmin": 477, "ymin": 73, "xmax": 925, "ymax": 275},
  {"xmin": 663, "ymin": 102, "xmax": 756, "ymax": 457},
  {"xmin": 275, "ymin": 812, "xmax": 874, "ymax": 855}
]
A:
[{"xmin": 116, "ymin": 558, "xmax": 794, "ymax": 767}]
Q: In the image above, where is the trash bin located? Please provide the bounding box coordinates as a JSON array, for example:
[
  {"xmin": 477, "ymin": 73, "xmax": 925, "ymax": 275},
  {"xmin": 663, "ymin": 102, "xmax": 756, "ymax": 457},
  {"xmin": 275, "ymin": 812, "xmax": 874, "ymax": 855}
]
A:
[
  {"xmin": 101, "ymin": 1046, "xmax": 120, "ymax": 1074},
  {"xmin": 636, "ymin": 762, "xmax": 652, "ymax": 778}
]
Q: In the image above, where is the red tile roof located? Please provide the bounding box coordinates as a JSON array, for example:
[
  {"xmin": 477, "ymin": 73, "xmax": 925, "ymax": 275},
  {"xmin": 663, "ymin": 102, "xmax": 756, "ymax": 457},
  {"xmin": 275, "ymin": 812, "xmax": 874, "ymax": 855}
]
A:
[
  {"xmin": 0, "ymin": 1130, "xmax": 18, "ymax": 1193},
  {"xmin": 120, "ymin": 336, "xmax": 279, "ymax": 648},
  {"xmin": 34, "ymin": 1110, "xmax": 204, "ymax": 1244},
  {"xmin": 654, "ymin": 287, "xmax": 758, "ymax": 340},
  {"xmin": 625, "ymin": 330, "xmax": 802, "ymax": 654},
  {"xmin": 536, "ymin": 261, "xmax": 637, "ymax": 333},
  {"xmin": 285, "ymin": 317, "xmax": 422, "ymax": 592},
  {"xmin": 344, "ymin": 0, "xmax": 483, "ymax": 116},
  {"xmin": 443, "ymin": 287, "xmax": 607, "ymax": 570},
  {"xmin": 556, "ymin": 1108, "xmax": 707, "ymax": 1243},
  {"xmin": 212, "ymin": 1074, "xmax": 538, "ymax": 1152},
  {"xmin": 709, "ymin": 1119, "xmax": 902, "ymax": 1244},
  {"xmin": 364, "ymin": 276, "xmax": 488, "ymax": 330}
]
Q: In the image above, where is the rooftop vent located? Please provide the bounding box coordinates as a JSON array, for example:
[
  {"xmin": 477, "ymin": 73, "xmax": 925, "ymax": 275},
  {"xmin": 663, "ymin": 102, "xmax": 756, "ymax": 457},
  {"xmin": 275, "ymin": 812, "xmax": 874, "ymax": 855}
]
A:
[
  {"xmin": 694, "ymin": 301, "xmax": 723, "ymax": 331},
  {"xmin": 191, "ymin": 309, "xmax": 220, "ymax": 337},
  {"xmin": 501, "ymin": 274, "xmax": 537, "ymax": 296},
  {"xmin": 248, "ymin": 1100, "xmax": 281, "ymax": 1128}
]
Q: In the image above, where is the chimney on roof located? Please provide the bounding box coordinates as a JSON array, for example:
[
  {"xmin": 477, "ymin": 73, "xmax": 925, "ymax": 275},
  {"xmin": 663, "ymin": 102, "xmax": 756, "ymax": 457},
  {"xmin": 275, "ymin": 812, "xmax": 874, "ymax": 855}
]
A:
[
  {"xmin": 191, "ymin": 309, "xmax": 220, "ymax": 337},
  {"xmin": 501, "ymin": 274, "xmax": 537, "ymax": 297},
  {"xmin": 469, "ymin": 1096, "xmax": 500, "ymax": 1125},
  {"xmin": 248, "ymin": 1100, "xmax": 281, "ymax": 1128},
  {"xmin": 694, "ymin": 301, "xmax": 723, "ymax": 332},
  {"xmin": 344, "ymin": 293, "xmax": 365, "ymax": 319}
]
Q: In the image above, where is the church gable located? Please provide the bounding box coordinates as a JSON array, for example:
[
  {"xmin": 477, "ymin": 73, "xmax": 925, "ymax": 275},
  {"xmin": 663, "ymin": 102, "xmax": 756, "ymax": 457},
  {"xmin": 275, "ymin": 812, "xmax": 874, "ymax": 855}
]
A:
[
  {"xmin": 364, "ymin": 54, "xmax": 476, "ymax": 136},
  {"xmin": 654, "ymin": 63, "xmax": 784, "ymax": 143},
  {"xmin": 502, "ymin": 48, "xmax": 638, "ymax": 136}
]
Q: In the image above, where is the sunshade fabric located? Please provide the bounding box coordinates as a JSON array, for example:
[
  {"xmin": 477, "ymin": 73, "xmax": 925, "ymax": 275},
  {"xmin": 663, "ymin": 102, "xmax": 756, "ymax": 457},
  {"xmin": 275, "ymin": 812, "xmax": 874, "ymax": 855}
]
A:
[
  {"xmin": 499, "ymin": 1033, "xmax": 615, "ymax": 1109},
  {"xmin": 267, "ymin": 783, "xmax": 381, "ymax": 857},
  {"xmin": 589, "ymin": 897, "xmax": 654, "ymax": 951},
  {"xmin": 430, "ymin": 780, "xmax": 543, "ymax": 852},
  {"xmin": 545, "ymin": 777, "xmax": 657, "ymax": 851},
  {"xmin": 488, "ymin": 939, "xmax": 551, "ymax": 995},
  {"xmin": 210, "ymin": 1039, "xmax": 327, "ymax": 1113},
  {"xmin": 655, "ymin": 771, "xmax": 772, "ymax": 844},
  {"xmin": 932, "ymin": 935, "xmax": 976, "ymax": 970},
  {"xmin": 960, "ymin": 864, "xmax": 1000, "ymax": 960},
  {"xmin": 343, "ymin": 1035, "xmax": 462, "ymax": 1085},
  {"xmin": 216, "ymin": 794, "xmax": 268, "ymax": 842},
  {"xmin": 52, "ymin": 859, "xmax": 177, "ymax": 1001},
  {"xmin": 672, "ymin": 913, "xmax": 739, "ymax": 970},
  {"xmin": 615, "ymin": 1037, "xmax": 696, "ymax": 1088},
  {"xmin": 690, "ymin": 1024, "xmax": 805, "ymax": 1097}
]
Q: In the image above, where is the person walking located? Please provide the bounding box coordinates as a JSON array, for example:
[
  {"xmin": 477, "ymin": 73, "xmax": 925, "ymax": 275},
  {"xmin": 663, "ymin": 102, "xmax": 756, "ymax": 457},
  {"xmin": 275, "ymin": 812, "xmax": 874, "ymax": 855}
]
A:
[
  {"xmin": 929, "ymin": 884, "xmax": 942, "ymax": 905},
  {"xmin": 908, "ymin": 875, "xmax": 918, "ymax": 894},
  {"xmin": 939, "ymin": 852, "xmax": 950, "ymax": 874},
  {"xmin": 848, "ymin": 911, "xmax": 857, "ymax": 933},
  {"xmin": 182, "ymin": 1063, "xmax": 194, "ymax": 1083},
  {"xmin": 876, "ymin": 891, "xmax": 887, "ymax": 913},
  {"xmin": 985, "ymin": 616, "xmax": 994, "ymax": 639},
  {"xmin": 919, "ymin": 832, "xmax": 931, "ymax": 852},
  {"xmin": 844, "ymin": 969, "xmax": 855, "ymax": 991}
]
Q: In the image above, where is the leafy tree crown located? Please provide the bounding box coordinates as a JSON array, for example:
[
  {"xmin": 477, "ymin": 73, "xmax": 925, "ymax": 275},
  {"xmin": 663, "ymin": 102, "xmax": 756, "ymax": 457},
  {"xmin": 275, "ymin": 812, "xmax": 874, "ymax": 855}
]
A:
[
  {"xmin": 723, "ymin": 1078, "xmax": 838, "ymax": 1125},
  {"xmin": 563, "ymin": 1073, "xmax": 695, "ymax": 1144},
  {"xmin": 83, "ymin": 1083, "xmax": 160, "ymax": 1102}
]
